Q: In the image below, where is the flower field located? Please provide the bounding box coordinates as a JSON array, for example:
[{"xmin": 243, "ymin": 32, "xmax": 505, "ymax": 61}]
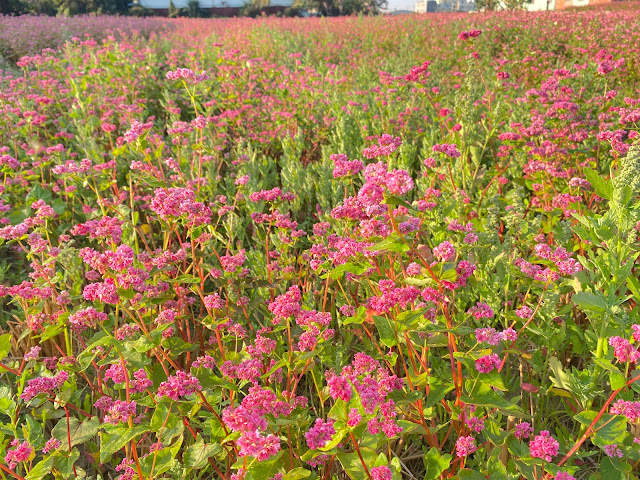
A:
[{"xmin": 1, "ymin": 6, "xmax": 640, "ymax": 480}]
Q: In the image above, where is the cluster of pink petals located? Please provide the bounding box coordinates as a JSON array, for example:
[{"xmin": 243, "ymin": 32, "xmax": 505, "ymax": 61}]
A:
[
  {"xmin": 529, "ymin": 431, "xmax": 559, "ymax": 461},
  {"xmin": 4, "ymin": 440, "xmax": 33, "ymax": 469},
  {"xmin": 21, "ymin": 370, "xmax": 68, "ymax": 401},
  {"xmin": 165, "ymin": 67, "xmax": 209, "ymax": 83},
  {"xmin": 458, "ymin": 29, "xmax": 482, "ymax": 41},
  {"xmin": 362, "ymin": 134, "xmax": 402, "ymax": 159},
  {"xmin": 157, "ymin": 371, "xmax": 201, "ymax": 400}
]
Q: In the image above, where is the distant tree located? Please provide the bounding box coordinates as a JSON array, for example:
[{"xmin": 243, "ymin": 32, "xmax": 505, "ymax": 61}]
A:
[
  {"xmin": 0, "ymin": 0, "xmax": 25, "ymax": 14},
  {"xmin": 240, "ymin": 0, "xmax": 269, "ymax": 16},
  {"xmin": 168, "ymin": 0, "xmax": 179, "ymax": 16},
  {"xmin": 475, "ymin": 0, "xmax": 525, "ymax": 10},
  {"xmin": 297, "ymin": 0, "xmax": 385, "ymax": 15},
  {"xmin": 184, "ymin": 0, "xmax": 203, "ymax": 16}
]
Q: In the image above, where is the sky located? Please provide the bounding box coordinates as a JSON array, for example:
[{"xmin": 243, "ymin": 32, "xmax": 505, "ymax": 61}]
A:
[{"xmin": 385, "ymin": 0, "xmax": 416, "ymax": 11}]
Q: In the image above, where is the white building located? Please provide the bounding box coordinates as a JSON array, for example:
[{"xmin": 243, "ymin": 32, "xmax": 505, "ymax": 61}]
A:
[{"xmin": 137, "ymin": 0, "xmax": 293, "ymax": 12}]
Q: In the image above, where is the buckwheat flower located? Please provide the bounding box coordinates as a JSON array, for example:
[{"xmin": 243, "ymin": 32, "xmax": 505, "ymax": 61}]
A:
[
  {"xmin": 331, "ymin": 154, "xmax": 364, "ymax": 178},
  {"xmin": 385, "ymin": 169, "xmax": 414, "ymax": 195},
  {"xmin": 220, "ymin": 249, "xmax": 246, "ymax": 272},
  {"xmin": 475, "ymin": 353, "xmax": 501, "ymax": 373},
  {"xmin": 268, "ymin": 285, "xmax": 302, "ymax": 322},
  {"xmin": 529, "ymin": 431, "xmax": 559, "ymax": 461},
  {"xmin": 475, "ymin": 327, "xmax": 503, "ymax": 346},
  {"xmin": 468, "ymin": 302, "xmax": 494, "ymax": 320},
  {"xmin": 515, "ymin": 305, "xmax": 533, "ymax": 319},
  {"xmin": 69, "ymin": 307, "xmax": 108, "ymax": 332},
  {"xmin": 305, "ymin": 418, "xmax": 335, "ymax": 450},
  {"xmin": 458, "ymin": 29, "xmax": 482, "ymax": 41},
  {"xmin": 157, "ymin": 371, "xmax": 201, "ymax": 400},
  {"xmin": 4, "ymin": 440, "xmax": 33, "ymax": 469},
  {"xmin": 105, "ymin": 363, "xmax": 127, "ymax": 384},
  {"xmin": 235, "ymin": 175, "xmax": 250, "ymax": 186},
  {"xmin": 463, "ymin": 232, "xmax": 478, "ymax": 244},
  {"xmin": 467, "ymin": 416, "xmax": 484, "ymax": 433},
  {"xmin": 555, "ymin": 473, "xmax": 577, "ymax": 480},
  {"xmin": 339, "ymin": 305, "xmax": 356, "ymax": 316},
  {"xmin": 456, "ymin": 436, "xmax": 476, "ymax": 457},
  {"xmin": 131, "ymin": 369, "xmax": 152, "ymax": 393},
  {"xmin": 632, "ymin": 324, "xmax": 640, "ymax": 342},
  {"xmin": 21, "ymin": 370, "xmax": 68, "ymax": 401},
  {"xmin": 503, "ymin": 328, "xmax": 517, "ymax": 341},
  {"xmin": 432, "ymin": 143, "xmax": 461, "ymax": 158},
  {"xmin": 371, "ymin": 465, "xmax": 392, "ymax": 480},
  {"xmin": 42, "ymin": 437, "xmax": 61, "ymax": 454},
  {"xmin": 104, "ymin": 400, "xmax": 137, "ymax": 424},
  {"xmin": 124, "ymin": 120, "xmax": 152, "ymax": 143},
  {"xmin": 514, "ymin": 422, "xmax": 533, "ymax": 440},
  {"xmin": 609, "ymin": 336, "xmax": 640, "ymax": 363},
  {"xmin": 204, "ymin": 293, "xmax": 225, "ymax": 310},
  {"xmin": 603, "ymin": 444, "xmax": 623, "ymax": 458},
  {"xmin": 24, "ymin": 346, "xmax": 40, "ymax": 361},
  {"xmin": 328, "ymin": 375, "xmax": 352, "ymax": 401},
  {"xmin": 433, "ymin": 241, "xmax": 456, "ymax": 262},
  {"xmin": 347, "ymin": 408, "xmax": 361, "ymax": 427},
  {"xmin": 611, "ymin": 399, "xmax": 640, "ymax": 422},
  {"xmin": 237, "ymin": 430, "xmax": 280, "ymax": 460}
]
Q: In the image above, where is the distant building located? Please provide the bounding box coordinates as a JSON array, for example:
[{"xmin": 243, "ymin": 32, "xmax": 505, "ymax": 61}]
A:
[
  {"xmin": 415, "ymin": 0, "xmax": 471, "ymax": 11},
  {"xmin": 414, "ymin": 0, "xmax": 437, "ymax": 11},
  {"xmin": 415, "ymin": 0, "xmax": 611, "ymax": 12},
  {"xmin": 137, "ymin": 0, "xmax": 294, "ymax": 15}
]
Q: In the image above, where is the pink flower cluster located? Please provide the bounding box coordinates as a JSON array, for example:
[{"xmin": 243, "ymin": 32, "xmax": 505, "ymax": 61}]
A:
[
  {"xmin": 248, "ymin": 187, "xmax": 295, "ymax": 203},
  {"xmin": 165, "ymin": 68, "xmax": 209, "ymax": 83},
  {"xmin": 305, "ymin": 418, "xmax": 335, "ymax": 449},
  {"xmin": 529, "ymin": 431, "xmax": 559, "ymax": 461},
  {"xmin": 157, "ymin": 371, "xmax": 201, "ymax": 400},
  {"xmin": 21, "ymin": 370, "xmax": 68, "ymax": 401},
  {"xmin": 362, "ymin": 134, "xmax": 402, "ymax": 159},
  {"xmin": 475, "ymin": 327, "xmax": 517, "ymax": 345},
  {"xmin": 405, "ymin": 61, "xmax": 431, "ymax": 82},
  {"xmin": 611, "ymin": 399, "xmax": 640, "ymax": 422},
  {"xmin": 331, "ymin": 153, "xmax": 364, "ymax": 178},
  {"xmin": 4, "ymin": 440, "xmax": 33, "ymax": 469},
  {"xmin": 458, "ymin": 29, "xmax": 482, "ymax": 41},
  {"xmin": 475, "ymin": 353, "xmax": 501, "ymax": 373},
  {"xmin": 609, "ymin": 336, "xmax": 640, "ymax": 363},
  {"xmin": 150, "ymin": 187, "xmax": 212, "ymax": 225}
]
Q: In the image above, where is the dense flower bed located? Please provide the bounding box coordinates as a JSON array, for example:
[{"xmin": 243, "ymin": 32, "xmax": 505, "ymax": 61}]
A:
[{"xmin": 1, "ymin": 6, "xmax": 640, "ymax": 480}]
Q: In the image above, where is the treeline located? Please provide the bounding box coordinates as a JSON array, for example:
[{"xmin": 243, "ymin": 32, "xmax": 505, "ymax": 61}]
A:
[{"xmin": 1, "ymin": 0, "xmax": 387, "ymax": 17}]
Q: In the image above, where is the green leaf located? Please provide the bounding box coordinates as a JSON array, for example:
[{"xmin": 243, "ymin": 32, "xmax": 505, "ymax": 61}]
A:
[
  {"xmin": 600, "ymin": 457, "xmax": 625, "ymax": 480},
  {"xmin": 0, "ymin": 333, "xmax": 11, "ymax": 360},
  {"xmin": 584, "ymin": 168, "xmax": 612, "ymax": 200},
  {"xmin": 52, "ymin": 416, "xmax": 99, "ymax": 451},
  {"xmin": 244, "ymin": 451, "xmax": 285, "ymax": 480},
  {"xmin": 460, "ymin": 390, "xmax": 523, "ymax": 417},
  {"xmin": 571, "ymin": 291, "xmax": 608, "ymax": 314},
  {"xmin": 574, "ymin": 411, "xmax": 627, "ymax": 445},
  {"xmin": 183, "ymin": 434, "xmax": 221, "ymax": 470},
  {"xmin": 26, "ymin": 457, "xmax": 53, "ymax": 480},
  {"xmin": 373, "ymin": 315, "xmax": 397, "ymax": 347},
  {"xmin": 425, "ymin": 380, "xmax": 455, "ymax": 408},
  {"xmin": 150, "ymin": 402, "xmax": 184, "ymax": 444},
  {"xmin": 283, "ymin": 468, "xmax": 311, "ymax": 480},
  {"xmin": 54, "ymin": 448, "xmax": 80, "ymax": 479},
  {"xmin": 487, "ymin": 449, "xmax": 508, "ymax": 480},
  {"xmin": 325, "ymin": 262, "xmax": 369, "ymax": 279},
  {"xmin": 367, "ymin": 235, "xmax": 409, "ymax": 254},
  {"xmin": 337, "ymin": 448, "xmax": 377, "ymax": 480},
  {"xmin": 457, "ymin": 469, "xmax": 487, "ymax": 480},
  {"xmin": 423, "ymin": 447, "xmax": 451, "ymax": 480},
  {"xmin": 100, "ymin": 425, "xmax": 150, "ymax": 463}
]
